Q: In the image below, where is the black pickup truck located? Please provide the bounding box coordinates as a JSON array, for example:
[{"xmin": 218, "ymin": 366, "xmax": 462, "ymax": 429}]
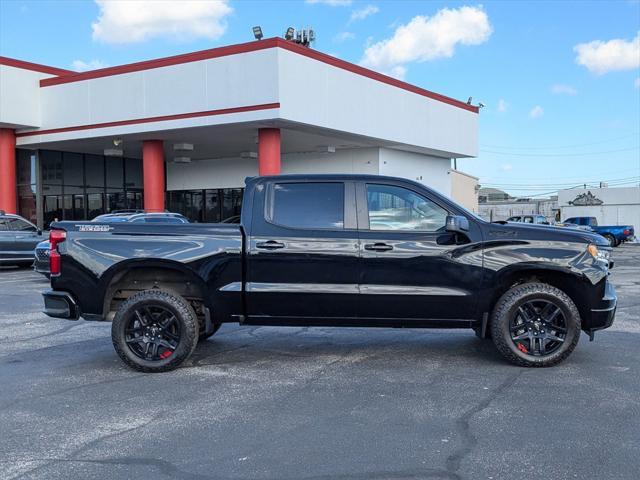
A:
[{"xmin": 43, "ymin": 175, "xmax": 617, "ymax": 372}]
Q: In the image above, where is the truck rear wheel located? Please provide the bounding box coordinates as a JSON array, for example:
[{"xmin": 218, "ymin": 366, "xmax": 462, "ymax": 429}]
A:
[
  {"xmin": 490, "ymin": 283, "xmax": 581, "ymax": 367},
  {"xmin": 603, "ymin": 234, "xmax": 616, "ymax": 247},
  {"xmin": 112, "ymin": 289, "xmax": 199, "ymax": 372}
]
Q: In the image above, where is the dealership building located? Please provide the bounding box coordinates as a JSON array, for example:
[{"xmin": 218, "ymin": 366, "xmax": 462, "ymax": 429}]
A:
[{"xmin": 0, "ymin": 37, "xmax": 479, "ymax": 227}]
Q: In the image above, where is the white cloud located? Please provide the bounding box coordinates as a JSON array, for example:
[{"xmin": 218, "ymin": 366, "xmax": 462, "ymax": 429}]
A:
[
  {"xmin": 334, "ymin": 31, "xmax": 356, "ymax": 43},
  {"xmin": 574, "ymin": 32, "xmax": 640, "ymax": 74},
  {"xmin": 349, "ymin": 5, "xmax": 379, "ymax": 23},
  {"xmin": 497, "ymin": 99, "xmax": 508, "ymax": 112},
  {"xmin": 306, "ymin": 0, "xmax": 352, "ymax": 5},
  {"xmin": 501, "ymin": 164, "xmax": 513, "ymax": 172},
  {"xmin": 92, "ymin": 0, "xmax": 232, "ymax": 44},
  {"xmin": 529, "ymin": 105, "xmax": 544, "ymax": 119},
  {"xmin": 71, "ymin": 59, "xmax": 109, "ymax": 72},
  {"xmin": 551, "ymin": 84, "xmax": 578, "ymax": 95},
  {"xmin": 360, "ymin": 6, "xmax": 492, "ymax": 77}
]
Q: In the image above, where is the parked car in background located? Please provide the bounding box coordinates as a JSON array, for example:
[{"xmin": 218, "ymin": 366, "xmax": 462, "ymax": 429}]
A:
[
  {"xmin": 563, "ymin": 217, "xmax": 635, "ymax": 247},
  {"xmin": 34, "ymin": 240, "xmax": 51, "ymax": 278},
  {"xmin": 0, "ymin": 211, "xmax": 47, "ymax": 266},
  {"xmin": 506, "ymin": 215, "xmax": 551, "ymax": 225},
  {"xmin": 33, "ymin": 212, "xmax": 189, "ymax": 278},
  {"xmin": 92, "ymin": 212, "xmax": 189, "ymax": 224},
  {"xmin": 43, "ymin": 174, "xmax": 616, "ymax": 372}
]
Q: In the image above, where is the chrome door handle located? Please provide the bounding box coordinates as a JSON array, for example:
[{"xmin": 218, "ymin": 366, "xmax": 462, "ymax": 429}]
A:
[
  {"xmin": 256, "ymin": 240, "xmax": 285, "ymax": 250},
  {"xmin": 364, "ymin": 243, "xmax": 393, "ymax": 252}
]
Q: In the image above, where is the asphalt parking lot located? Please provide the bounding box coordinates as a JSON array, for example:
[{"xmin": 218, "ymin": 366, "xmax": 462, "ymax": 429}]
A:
[{"xmin": 1, "ymin": 245, "xmax": 639, "ymax": 480}]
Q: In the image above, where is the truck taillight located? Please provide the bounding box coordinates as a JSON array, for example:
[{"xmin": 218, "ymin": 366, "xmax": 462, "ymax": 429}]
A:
[
  {"xmin": 623, "ymin": 229, "xmax": 630, "ymax": 236},
  {"xmin": 49, "ymin": 230, "xmax": 66, "ymax": 277}
]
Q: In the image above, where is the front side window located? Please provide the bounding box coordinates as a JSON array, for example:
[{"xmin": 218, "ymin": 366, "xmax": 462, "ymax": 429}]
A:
[
  {"xmin": 523, "ymin": 216, "xmax": 534, "ymax": 223},
  {"xmin": 271, "ymin": 182, "xmax": 344, "ymax": 229},
  {"xmin": 0, "ymin": 219, "xmax": 8, "ymax": 231},
  {"xmin": 366, "ymin": 184, "xmax": 447, "ymax": 232}
]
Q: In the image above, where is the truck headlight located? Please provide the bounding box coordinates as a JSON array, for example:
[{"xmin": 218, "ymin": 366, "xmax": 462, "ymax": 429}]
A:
[{"xmin": 587, "ymin": 244, "xmax": 610, "ymax": 264}]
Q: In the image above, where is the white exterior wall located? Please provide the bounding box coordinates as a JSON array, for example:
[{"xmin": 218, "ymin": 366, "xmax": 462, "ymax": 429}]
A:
[
  {"xmin": 558, "ymin": 187, "xmax": 640, "ymax": 229},
  {"xmin": 450, "ymin": 169, "xmax": 479, "ymax": 212},
  {"xmin": 167, "ymin": 148, "xmax": 381, "ymax": 190},
  {"xmin": 0, "ymin": 65, "xmax": 53, "ymax": 128},
  {"xmin": 277, "ymin": 49, "xmax": 478, "ymax": 158},
  {"xmin": 167, "ymin": 147, "xmax": 455, "ymax": 193},
  {"xmin": 20, "ymin": 49, "xmax": 280, "ymax": 144},
  {"xmin": 378, "ymin": 148, "xmax": 451, "ymax": 197}
]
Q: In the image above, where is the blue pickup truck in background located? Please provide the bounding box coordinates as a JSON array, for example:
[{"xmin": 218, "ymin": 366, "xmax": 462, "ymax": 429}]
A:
[{"xmin": 563, "ymin": 216, "xmax": 635, "ymax": 247}]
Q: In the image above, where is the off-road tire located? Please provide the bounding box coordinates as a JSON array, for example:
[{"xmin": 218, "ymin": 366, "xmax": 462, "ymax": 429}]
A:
[
  {"xmin": 199, "ymin": 323, "xmax": 221, "ymax": 341},
  {"xmin": 112, "ymin": 289, "xmax": 199, "ymax": 372},
  {"xmin": 491, "ymin": 282, "xmax": 581, "ymax": 367}
]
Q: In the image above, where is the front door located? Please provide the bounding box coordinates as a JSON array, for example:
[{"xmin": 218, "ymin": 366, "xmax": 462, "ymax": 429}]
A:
[
  {"xmin": 7, "ymin": 217, "xmax": 42, "ymax": 260},
  {"xmin": 245, "ymin": 180, "xmax": 360, "ymax": 323},
  {"xmin": 357, "ymin": 181, "xmax": 482, "ymax": 322}
]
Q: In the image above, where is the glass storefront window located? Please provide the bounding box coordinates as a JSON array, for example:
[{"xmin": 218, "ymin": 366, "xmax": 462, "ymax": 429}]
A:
[
  {"xmin": 63, "ymin": 152, "xmax": 84, "ymax": 194},
  {"xmin": 34, "ymin": 149, "xmax": 142, "ymax": 227},
  {"xmin": 85, "ymin": 154, "xmax": 105, "ymax": 192},
  {"xmin": 17, "ymin": 150, "xmax": 37, "ymax": 224},
  {"xmin": 106, "ymin": 157, "xmax": 124, "ymax": 190}
]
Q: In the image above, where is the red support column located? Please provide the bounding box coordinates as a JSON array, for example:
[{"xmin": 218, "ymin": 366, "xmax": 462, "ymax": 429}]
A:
[
  {"xmin": 0, "ymin": 129, "xmax": 17, "ymax": 214},
  {"xmin": 142, "ymin": 140, "xmax": 165, "ymax": 212},
  {"xmin": 258, "ymin": 128, "xmax": 281, "ymax": 175}
]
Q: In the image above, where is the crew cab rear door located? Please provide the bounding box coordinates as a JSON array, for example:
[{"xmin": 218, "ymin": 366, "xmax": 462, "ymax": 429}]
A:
[
  {"xmin": 245, "ymin": 179, "xmax": 360, "ymax": 322},
  {"xmin": 356, "ymin": 181, "xmax": 483, "ymax": 322}
]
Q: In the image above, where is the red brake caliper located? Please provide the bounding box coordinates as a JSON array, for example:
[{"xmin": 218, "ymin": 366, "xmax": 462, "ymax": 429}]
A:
[
  {"xmin": 517, "ymin": 343, "xmax": 528, "ymax": 354},
  {"xmin": 159, "ymin": 350, "xmax": 172, "ymax": 359}
]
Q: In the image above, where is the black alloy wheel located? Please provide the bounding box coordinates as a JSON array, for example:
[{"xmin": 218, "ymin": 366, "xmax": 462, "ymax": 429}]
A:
[
  {"xmin": 491, "ymin": 282, "xmax": 581, "ymax": 367},
  {"xmin": 125, "ymin": 305, "xmax": 181, "ymax": 361},
  {"xmin": 112, "ymin": 289, "xmax": 199, "ymax": 372},
  {"xmin": 509, "ymin": 300, "xmax": 567, "ymax": 356}
]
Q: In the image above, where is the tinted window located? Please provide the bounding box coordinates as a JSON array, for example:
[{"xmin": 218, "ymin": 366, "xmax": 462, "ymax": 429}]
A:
[
  {"xmin": 0, "ymin": 219, "xmax": 8, "ymax": 231},
  {"xmin": 507, "ymin": 216, "xmax": 521, "ymax": 222},
  {"xmin": 523, "ymin": 216, "xmax": 534, "ymax": 223},
  {"xmin": 272, "ymin": 183, "xmax": 344, "ymax": 229},
  {"xmin": 366, "ymin": 184, "xmax": 447, "ymax": 232},
  {"xmin": 7, "ymin": 218, "xmax": 37, "ymax": 231}
]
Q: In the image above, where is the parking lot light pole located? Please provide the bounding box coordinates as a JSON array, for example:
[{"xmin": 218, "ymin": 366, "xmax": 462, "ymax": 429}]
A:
[
  {"xmin": 142, "ymin": 140, "xmax": 165, "ymax": 213},
  {"xmin": 0, "ymin": 128, "xmax": 17, "ymax": 214}
]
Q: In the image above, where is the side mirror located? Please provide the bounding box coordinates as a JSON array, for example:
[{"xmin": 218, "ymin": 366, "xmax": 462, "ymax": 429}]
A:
[
  {"xmin": 37, "ymin": 229, "xmax": 43, "ymax": 236},
  {"xmin": 445, "ymin": 215, "xmax": 469, "ymax": 234}
]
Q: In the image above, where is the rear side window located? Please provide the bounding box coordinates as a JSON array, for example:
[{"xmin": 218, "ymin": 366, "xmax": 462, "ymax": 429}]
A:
[
  {"xmin": 271, "ymin": 182, "xmax": 344, "ymax": 229},
  {"xmin": 7, "ymin": 218, "xmax": 36, "ymax": 231}
]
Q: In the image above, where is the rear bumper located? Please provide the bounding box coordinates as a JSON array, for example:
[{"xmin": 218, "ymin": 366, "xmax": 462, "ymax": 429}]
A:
[
  {"xmin": 42, "ymin": 290, "xmax": 80, "ymax": 320},
  {"xmin": 585, "ymin": 280, "xmax": 616, "ymax": 337}
]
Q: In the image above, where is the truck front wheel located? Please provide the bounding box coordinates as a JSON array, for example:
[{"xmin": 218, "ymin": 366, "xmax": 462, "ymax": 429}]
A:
[
  {"xmin": 490, "ymin": 283, "xmax": 581, "ymax": 367},
  {"xmin": 112, "ymin": 289, "xmax": 199, "ymax": 372}
]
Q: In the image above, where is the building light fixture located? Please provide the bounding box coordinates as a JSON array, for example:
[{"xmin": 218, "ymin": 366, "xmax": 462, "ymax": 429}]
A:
[
  {"xmin": 284, "ymin": 27, "xmax": 295, "ymax": 41},
  {"xmin": 252, "ymin": 26, "xmax": 263, "ymax": 40},
  {"xmin": 173, "ymin": 143, "xmax": 194, "ymax": 151},
  {"xmin": 240, "ymin": 151, "xmax": 258, "ymax": 159},
  {"xmin": 104, "ymin": 148, "xmax": 123, "ymax": 157},
  {"xmin": 173, "ymin": 156, "xmax": 191, "ymax": 164}
]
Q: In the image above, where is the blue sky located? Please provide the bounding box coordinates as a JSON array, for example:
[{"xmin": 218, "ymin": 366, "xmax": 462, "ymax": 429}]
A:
[{"xmin": 1, "ymin": 0, "xmax": 638, "ymax": 197}]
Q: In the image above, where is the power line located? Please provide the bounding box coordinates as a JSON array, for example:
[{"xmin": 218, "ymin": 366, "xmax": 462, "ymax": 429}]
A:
[
  {"xmin": 480, "ymin": 133, "xmax": 639, "ymax": 151},
  {"xmin": 479, "ymin": 146, "xmax": 639, "ymax": 157},
  {"xmin": 482, "ymin": 175, "xmax": 640, "ymax": 188}
]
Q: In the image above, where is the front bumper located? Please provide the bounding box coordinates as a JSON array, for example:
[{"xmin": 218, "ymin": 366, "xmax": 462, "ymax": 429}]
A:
[
  {"xmin": 585, "ymin": 280, "xmax": 616, "ymax": 339},
  {"xmin": 43, "ymin": 290, "xmax": 80, "ymax": 320}
]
